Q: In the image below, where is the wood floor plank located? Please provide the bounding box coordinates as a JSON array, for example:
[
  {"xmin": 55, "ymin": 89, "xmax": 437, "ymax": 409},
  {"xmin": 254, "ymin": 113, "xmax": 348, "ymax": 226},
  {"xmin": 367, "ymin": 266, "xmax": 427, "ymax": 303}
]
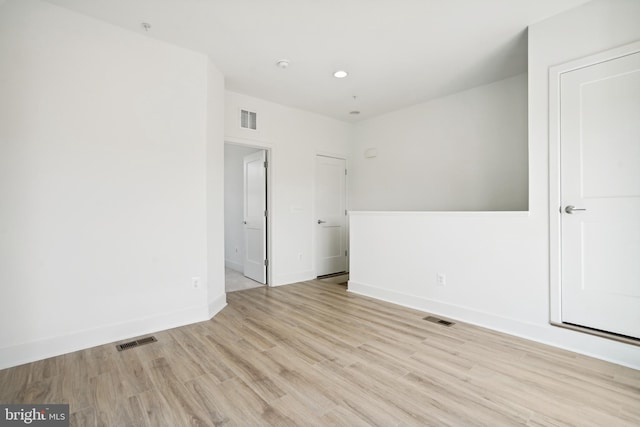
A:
[
  {"xmin": 316, "ymin": 359, "xmax": 448, "ymax": 426},
  {"xmin": 203, "ymin": 337, "xmax": 286, "ymax": 403},
  {"xmin": 135, "ymin": 388, "xmax": 183, "ymax": 426},
  {"xmin": 167, "ymin": 327, "xmax": 236, "ymax": 384},
  {"xmin": 260, "ymin": 347, "xmax": 338, "ymax": 416},
  {"xmin": 319, "ymin": 404, "xmax": 380, "ymax": 427},
  {"xmin": 182, "ymin": 374, "xmax": 232, "ymax": 426},
  {"xmin": 124, "ymin": 395, "xmax": 152, "ymax": 427},
  {"xmin": 68, "ymin": 407, "xmax": 96, "ymax": 427},
  {"xmin": 1, "ymin": 280, "xmax": 638, "ymax": 426},
  {"xmin": 112, "ymin": 347, "xmax": 155, "ymax": 398}
]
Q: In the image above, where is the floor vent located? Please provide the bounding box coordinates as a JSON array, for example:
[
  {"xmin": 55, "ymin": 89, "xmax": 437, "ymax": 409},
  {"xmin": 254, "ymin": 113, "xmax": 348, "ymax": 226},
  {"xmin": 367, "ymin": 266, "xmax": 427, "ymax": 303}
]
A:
[
  {"xmin": 424, "ymin": 316, "xmax": 455, "ymax": 327},
  {"xmin": 116, "ymin": 336, "xmax": 157, "ymax": 351}
]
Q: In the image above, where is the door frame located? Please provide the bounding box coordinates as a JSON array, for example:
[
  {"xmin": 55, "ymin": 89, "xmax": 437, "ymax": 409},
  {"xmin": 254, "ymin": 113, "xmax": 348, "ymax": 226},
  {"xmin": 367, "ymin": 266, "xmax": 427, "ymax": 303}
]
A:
[
  {"xmin": 548, "ymin": 40, "xmax": 640, "ymax": 342},
  {"xmin": 242, "ymin": 149, "xmax": 268, "ymax": 283},
  {"xmin": 225, "ymin": 137, "xmax": 273, "ymax": 287},
  {"xmin": 313, "ymin": 151, "xmax": 349, "ymax": 277}
]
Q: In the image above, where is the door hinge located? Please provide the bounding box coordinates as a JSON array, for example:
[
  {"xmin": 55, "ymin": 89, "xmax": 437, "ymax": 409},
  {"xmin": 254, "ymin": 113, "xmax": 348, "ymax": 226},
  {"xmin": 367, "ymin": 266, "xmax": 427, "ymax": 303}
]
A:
[
  {"xmin": 264, "ymin": 161, "xmax": 268, "ymax": 168},
  {"xmin": 345, "ymin": 250, "xmax": 348, "ymax": 256},
  {"xmin": 264, "ymin": 210, "xmax": 268, "ymax": 217},
  {"xmin": 345, "ymin": 169, "xmax": 347, "ymax": 175},
  {"xmin": 264, "ymin": 259, "xmax": 269, "ymax": 267},
  {"xmin": 345, "ymin": 209, "xmax": 347, "ymax": 216}
]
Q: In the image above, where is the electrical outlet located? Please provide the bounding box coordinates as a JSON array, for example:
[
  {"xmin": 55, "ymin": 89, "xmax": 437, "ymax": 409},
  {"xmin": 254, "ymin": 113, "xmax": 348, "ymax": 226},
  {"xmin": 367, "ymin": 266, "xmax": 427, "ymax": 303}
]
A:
[
  {"xmin": 436, "ymin": 273, "xmax": 446, "ymax": 287},
  {"xmin": 192, "ymin": 277, "xmax": 200, "ymax": 288}
]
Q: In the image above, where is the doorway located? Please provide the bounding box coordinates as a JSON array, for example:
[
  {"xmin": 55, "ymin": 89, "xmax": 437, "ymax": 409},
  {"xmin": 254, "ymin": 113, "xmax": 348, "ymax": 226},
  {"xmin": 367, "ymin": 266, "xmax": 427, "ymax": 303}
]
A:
[
  {"xmin": 224, "ymin": 143, "xmax": 269, "ymax": 292},
  {"xmin": 315, "ymin": 155, "xmax": 348, "ymax": 278},
  {"xmin": 549, "ymin": 42, "xmax": 640, "ymax": 342}
]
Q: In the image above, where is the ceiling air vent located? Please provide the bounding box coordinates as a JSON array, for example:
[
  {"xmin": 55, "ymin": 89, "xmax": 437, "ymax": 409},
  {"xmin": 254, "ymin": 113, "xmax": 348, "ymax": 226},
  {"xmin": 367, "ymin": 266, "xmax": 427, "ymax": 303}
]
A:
[{"xmin": 240, "ymin": 109, "xmax": 257, "ymax": 130}]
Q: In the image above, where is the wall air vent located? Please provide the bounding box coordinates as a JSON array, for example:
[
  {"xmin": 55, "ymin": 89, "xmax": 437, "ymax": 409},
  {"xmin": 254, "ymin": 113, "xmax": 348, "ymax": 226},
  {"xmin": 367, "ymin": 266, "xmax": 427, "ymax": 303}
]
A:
[
  {"xmin": 240, "ymin": 109, "xmax": 257, "ymax": 130},
  {"xmin": 116, "ymin": 336, "xmax": 157, "ymax": 351}
]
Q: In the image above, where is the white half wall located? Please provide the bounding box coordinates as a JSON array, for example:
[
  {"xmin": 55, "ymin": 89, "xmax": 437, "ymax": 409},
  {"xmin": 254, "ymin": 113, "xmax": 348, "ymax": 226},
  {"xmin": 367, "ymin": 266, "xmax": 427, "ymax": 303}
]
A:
[
  {"xmin": 225, "ymin": 92, "xmax": 351, "ymax": 285},
  {"xmin": 348, "ymin": 212, "xmax": 640, "ymax": 369},
  {"xmin": 224, "ymin": 144, "xmax": 262, "ymax": 272},
  {"xmin": 348, "ymin": 0, "xmax": 640, "ymax": 369},
  {"xmin": 0, "ymin": 0, "xmax": 224, "ymax": 369},
  {"xmin": 350, "ymin": 74, "xmax": 528, "ymax": 212}
]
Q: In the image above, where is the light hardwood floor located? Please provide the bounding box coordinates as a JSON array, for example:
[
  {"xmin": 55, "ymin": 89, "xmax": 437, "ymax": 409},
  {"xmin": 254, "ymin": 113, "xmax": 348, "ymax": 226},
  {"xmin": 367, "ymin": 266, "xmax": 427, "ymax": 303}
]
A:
[{"xmin": 1, "ymin": 280, "xmax": 638, "ymax": 426}]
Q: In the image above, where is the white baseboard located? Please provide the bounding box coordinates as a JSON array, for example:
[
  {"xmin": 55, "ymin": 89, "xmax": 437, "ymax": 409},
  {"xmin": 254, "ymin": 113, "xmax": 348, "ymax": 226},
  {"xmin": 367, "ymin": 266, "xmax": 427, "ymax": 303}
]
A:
[
  {"xmin": 224, "ymin": 260, "xmax": 243, "ymax": 272},
  {"xmin": 347, "ymin": 280, "xmax": 640, "ymax": 370},
  {"xmin": 208, "ymin": 292, "xmax": 227, "ymax": 318},
  {"xmin": 0, "ymin": 304, "xmax": 210, "ymax": 370}
]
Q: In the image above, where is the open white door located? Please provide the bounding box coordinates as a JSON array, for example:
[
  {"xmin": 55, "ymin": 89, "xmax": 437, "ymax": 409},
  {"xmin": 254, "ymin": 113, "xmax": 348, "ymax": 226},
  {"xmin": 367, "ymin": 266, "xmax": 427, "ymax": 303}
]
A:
[
  {"xmin": 243, "ymin": 150, "xmax": 267, "ymax": 284},
  {"xmin": 559, "ymin": 50, "xmax": 640, "ymax": 339},
  {"xmin": 316, "ymin": 155, "xmax": 347, "ymax": 277}
]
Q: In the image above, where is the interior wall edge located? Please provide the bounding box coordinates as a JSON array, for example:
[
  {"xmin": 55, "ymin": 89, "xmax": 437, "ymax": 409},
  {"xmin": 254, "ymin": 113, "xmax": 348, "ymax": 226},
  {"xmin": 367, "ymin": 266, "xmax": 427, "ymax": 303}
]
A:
[{"xmin": 207, "ymin": 293, "xmax": 228, "ymax": 320}]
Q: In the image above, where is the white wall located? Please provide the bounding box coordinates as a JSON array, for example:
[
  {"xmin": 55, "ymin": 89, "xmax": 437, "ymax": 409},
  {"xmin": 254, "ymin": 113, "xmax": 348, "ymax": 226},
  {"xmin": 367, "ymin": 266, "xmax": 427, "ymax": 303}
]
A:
[
  {"xmin": 224, "ymin": 144, "xmax": 262, "ymax": 272},
  {"xmin": 0, "ymin": 0, "xmax": 225, "ymax": 369},
  {"xmin": 206, "ymin": 60, "xmax": 227, "ymax": 318},
  {"xmin": 349, "ymin": 0, "xmax": 640, "ymax": 368},
  {"xmin": 225, "ymin": 92, "xmax": 352, "ymax": 285},
  {"xmin": 350, "ymin": 74, "xmax": 528, "ymax": 211}
]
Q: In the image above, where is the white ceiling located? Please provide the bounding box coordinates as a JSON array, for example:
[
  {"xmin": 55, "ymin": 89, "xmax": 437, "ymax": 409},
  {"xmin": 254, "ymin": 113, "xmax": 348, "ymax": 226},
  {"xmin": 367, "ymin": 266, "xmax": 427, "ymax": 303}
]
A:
[{"xmin": 44, "ymin": 0, "xmax": 591, "ymax": 122}]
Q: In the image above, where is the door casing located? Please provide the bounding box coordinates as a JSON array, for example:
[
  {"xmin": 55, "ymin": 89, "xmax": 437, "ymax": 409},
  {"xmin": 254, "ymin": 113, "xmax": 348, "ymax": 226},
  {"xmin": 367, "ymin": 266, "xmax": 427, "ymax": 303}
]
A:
[
  {"xmin": 243, "ymin": 149, "xmax": 267, "ymax": 284},
  {"xmin": 225, "ymin": 139, "xmax": 272, "ymax": 287}
]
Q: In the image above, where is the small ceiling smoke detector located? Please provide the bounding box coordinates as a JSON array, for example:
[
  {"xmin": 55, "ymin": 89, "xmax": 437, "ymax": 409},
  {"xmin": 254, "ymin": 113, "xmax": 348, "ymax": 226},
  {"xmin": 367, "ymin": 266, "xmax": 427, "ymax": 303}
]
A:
[
  {"xmin": 141, "ymin": 22, "xmax": 151, "ymax": 32},
  {"xmin": 349, "ymin": 110, "xmax": 360, "ymax": 115},
  {"xmin": 276, "ymin": 59, "xmax": 290, "ymax": 69},
  {"xmin": 333, "ymin": 70, "xmax": 348, "ymax": 78}
]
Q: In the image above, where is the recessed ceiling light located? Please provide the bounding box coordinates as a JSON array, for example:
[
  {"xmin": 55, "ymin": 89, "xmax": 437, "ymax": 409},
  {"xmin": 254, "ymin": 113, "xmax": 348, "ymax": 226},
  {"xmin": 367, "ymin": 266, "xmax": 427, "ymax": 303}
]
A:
[
  {"xmin": 333, "ymin": 70, "xmax": 348, "ymax": 79},
  {"xmin": 141, "ymin": 22, "xmax": 151, "ymax": 32},
  {"xmin": 276, "ymin": 59, "xmax": 290, "ymax": 69}
]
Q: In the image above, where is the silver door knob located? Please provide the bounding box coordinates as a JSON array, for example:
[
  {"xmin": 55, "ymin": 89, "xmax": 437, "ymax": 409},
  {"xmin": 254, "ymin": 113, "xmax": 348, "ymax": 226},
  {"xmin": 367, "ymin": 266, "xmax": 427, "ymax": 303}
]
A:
[
  {"xmin": 565, "ymin": 205, "xmax": 587, "ymax": 214},
  {"xmin": 317, "ymin": 220, "xmax": 327, "ymax": 224}
]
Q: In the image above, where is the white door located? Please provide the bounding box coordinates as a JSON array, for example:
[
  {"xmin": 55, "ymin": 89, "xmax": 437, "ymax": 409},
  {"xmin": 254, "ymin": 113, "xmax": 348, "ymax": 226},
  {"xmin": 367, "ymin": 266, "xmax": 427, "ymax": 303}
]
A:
[
  {"xmin": 243, "ymin": 150, "xmax": 267, "ymax": 283},
  {"xmin": 560, "ymin": 50, "xmax": 640, "ymax": 339},
  {"xmin": 316, "ymin": 155, "xmax": 347, "ymax": 276}
]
